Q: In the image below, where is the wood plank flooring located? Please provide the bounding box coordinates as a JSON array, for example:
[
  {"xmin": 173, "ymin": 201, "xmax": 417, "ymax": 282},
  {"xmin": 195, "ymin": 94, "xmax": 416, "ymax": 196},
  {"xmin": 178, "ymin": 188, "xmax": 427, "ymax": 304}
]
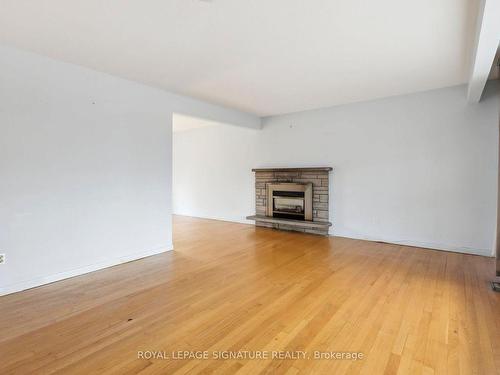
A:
[{"xmin": 1, "ymin": 215, "xmax": 499, "ymax": 374}]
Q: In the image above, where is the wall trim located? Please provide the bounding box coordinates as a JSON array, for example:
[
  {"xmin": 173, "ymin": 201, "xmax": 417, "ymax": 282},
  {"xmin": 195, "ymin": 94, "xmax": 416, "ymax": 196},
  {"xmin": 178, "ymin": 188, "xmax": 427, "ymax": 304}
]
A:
[
  {"xmin": 174, "ymin": 212, "xmax": 253, "ymax": 225},
  {"xmin": 332, "ymin": 230, "xmax": 493, "ymax": 257},
  {"xmin": 175, "ymin": 214, "xmax": 493, "ymax": 257},
  {"xmin": 0, "ymin": 244, "xmax": 174, "ymax": 296}
]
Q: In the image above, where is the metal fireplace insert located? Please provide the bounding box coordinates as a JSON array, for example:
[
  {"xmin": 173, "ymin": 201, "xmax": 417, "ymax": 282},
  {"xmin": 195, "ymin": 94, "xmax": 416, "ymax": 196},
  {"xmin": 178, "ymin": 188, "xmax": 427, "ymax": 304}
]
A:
[{"xmin": 266, "ymin": 183, "xmax": 313, "ymax": 221}]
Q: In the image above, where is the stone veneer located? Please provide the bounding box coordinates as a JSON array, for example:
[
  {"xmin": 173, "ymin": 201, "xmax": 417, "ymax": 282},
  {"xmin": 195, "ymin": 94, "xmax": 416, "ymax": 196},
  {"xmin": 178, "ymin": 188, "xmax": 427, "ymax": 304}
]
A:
[{"xmin": 251, "ymin": 167, "xmax": 332, "ymax": 235}]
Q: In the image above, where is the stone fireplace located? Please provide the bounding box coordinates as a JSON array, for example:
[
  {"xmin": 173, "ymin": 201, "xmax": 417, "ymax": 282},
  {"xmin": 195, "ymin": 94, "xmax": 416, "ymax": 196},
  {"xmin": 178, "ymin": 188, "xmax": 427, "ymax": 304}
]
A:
[{"xmin": 247, "ymin": 167, "xmax": 332, "ymax": 235}]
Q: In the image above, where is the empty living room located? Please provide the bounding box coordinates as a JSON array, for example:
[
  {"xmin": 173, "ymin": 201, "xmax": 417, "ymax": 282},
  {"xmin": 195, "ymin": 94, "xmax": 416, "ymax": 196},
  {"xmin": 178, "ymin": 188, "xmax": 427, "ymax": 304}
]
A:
[{"xmin": 1, "ymin": 1, "xmax": 500, "ymax": 374}]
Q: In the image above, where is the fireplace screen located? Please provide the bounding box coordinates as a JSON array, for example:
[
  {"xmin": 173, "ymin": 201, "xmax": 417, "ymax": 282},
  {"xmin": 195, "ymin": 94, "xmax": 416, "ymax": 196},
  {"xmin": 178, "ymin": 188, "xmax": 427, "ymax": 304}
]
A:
[{"xmin": 266, "ymin": 183, "xmax": 313, "ymax": 221}]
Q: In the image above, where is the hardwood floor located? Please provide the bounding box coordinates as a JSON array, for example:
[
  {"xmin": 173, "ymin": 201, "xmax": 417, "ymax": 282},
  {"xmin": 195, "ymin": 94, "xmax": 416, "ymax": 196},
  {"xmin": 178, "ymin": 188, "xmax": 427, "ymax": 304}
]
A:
[{"xmin": 1, "ymin": 215, "xmax": 499, "ymax": 374}]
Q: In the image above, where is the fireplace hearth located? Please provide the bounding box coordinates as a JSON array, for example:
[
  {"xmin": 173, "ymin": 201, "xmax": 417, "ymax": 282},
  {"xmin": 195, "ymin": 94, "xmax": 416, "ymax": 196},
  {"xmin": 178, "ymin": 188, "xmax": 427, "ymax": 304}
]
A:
[{"xmin": 247, "ymin": 167, "xmax": 332, "ymax": 235}]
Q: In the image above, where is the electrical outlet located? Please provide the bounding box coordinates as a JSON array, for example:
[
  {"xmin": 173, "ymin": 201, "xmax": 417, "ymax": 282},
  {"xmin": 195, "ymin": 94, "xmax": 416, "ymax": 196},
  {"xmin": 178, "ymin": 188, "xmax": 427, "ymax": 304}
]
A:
[{"xmin": 0, "ymin": 254, "xmax": 5, "ymax": 264}]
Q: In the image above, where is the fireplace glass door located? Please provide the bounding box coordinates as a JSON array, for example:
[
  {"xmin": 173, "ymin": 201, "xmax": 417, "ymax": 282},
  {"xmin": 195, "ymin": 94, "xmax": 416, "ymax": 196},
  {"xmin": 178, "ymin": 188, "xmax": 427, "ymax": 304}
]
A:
[
  {"xmin": 273, "ymin": 192, "xmax": 305, "ymax": 219},
  {"xmin": 266, "ymin": 183, "xmax": 313, "ymax": 221}
]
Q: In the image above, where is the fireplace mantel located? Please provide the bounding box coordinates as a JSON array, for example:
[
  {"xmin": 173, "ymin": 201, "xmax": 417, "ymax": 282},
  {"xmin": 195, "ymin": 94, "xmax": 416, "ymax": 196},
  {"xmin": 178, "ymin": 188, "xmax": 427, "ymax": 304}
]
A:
[{"xmin": 252, "ymin": 167, "xmax": 333, "ymax": 172}]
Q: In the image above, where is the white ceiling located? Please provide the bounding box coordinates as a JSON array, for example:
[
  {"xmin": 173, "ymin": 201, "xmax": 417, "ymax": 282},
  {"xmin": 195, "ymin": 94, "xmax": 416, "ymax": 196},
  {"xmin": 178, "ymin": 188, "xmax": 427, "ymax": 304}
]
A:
[
  {"xmin": 172, "ymin": 113, "xmax": 220, "ymax": 132},
  {"xmin": 0, "ymin": 0, "xmax": 481, "ymax": 116}
]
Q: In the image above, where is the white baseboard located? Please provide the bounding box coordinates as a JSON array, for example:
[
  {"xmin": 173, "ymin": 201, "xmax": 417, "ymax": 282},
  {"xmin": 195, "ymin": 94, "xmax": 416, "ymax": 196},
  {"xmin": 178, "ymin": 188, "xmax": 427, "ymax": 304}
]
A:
[
  {"xmin": 332, "ymin": 230, "xmax": 493, "ymax": 257},
  {"xmin": 2, "ymin": 217, "xmax": 492, "ymax": 297},
  {"xmin": 175, "ymin": 214, "xmax": 493, "ymax": 257},
  {"xmin": 0, "ymin": 244, "xmax": 173, "ymax": 296},
  {"xmin": 174, "ymin": 212, "xmax": 253, "ymax": 225}
]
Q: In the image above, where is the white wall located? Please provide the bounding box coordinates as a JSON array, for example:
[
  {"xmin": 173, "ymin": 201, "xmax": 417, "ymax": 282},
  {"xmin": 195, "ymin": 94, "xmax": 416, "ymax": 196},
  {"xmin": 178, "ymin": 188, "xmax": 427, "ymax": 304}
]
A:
[
  {"xmin": 173, "ymin": 118, "xmax": 259, "ymax": 223},
  {"xmin": 173, "ymin": 83, "xmax": 499, "ymax": 256},
  {"xmin": 0, "ymin": 45, "xmax": 258, "ymax": 295}
]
